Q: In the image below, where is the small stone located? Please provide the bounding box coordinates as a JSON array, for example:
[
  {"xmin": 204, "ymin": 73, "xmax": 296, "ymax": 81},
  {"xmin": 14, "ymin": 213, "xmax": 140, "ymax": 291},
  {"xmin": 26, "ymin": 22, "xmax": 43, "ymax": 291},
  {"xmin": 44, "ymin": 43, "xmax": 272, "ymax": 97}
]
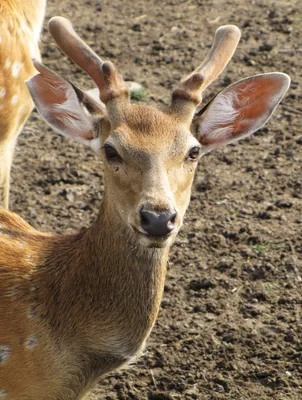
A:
[
  {"xmin": 131, "ymin": 23, "xmax": 141, "ymax": 32},
  {"xmin": 216, "ymin": 257, "xmax": 234, "ymax": 271},
  {"xmin": 257, "ymin": 211, "xmax": 271, "ymax": 219},
  {"xmin": 259, "ymin": 43, "xmax": 273, "ymax": 51},
  {"xmin": 189, "ymin": 278, "xmax": 216, "ymax": 291},
  {"xmin": 275, "ymin": 199, "xmax": 293, "ymax": 209},
  {"xmin": 161, "ymin": 298, "xmax": 170, "ymax": 308},
  {"xmin": 125, "ymin": 81, "xmax": 144, "ymax": 92}
]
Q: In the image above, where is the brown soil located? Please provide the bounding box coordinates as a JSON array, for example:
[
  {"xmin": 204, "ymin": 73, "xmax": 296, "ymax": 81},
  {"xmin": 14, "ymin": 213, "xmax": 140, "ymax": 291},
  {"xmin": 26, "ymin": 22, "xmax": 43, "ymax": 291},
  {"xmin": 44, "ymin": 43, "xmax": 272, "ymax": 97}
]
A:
[{"xmin": 10, "ymin": 0, "xmax": 301, "ymax": 399}]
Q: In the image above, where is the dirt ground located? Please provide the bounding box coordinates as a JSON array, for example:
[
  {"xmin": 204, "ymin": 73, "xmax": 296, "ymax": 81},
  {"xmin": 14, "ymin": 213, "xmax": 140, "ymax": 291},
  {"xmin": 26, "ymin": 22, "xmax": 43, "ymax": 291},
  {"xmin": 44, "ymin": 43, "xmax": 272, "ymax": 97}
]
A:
[{"xmin": 10, "ymin": 0, "xmax": 301, "ymax": 399}]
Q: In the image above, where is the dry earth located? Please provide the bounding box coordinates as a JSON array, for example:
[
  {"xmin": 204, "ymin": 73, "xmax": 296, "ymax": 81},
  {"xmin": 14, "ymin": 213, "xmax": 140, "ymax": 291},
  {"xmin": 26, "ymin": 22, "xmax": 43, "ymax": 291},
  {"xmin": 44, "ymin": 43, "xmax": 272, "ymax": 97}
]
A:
[{"xmin": 9, "ymin": 0, "xmax": 302, "ymax": 399}]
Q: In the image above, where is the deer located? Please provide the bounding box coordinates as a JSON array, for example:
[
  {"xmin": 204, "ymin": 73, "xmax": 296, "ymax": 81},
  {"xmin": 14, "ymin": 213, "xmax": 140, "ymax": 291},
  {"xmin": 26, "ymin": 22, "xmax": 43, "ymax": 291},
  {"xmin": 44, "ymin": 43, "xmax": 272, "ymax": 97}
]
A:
[
  {"xmin": 0, "ymin": 16, "xmax": 290, "ymax": 400},
  {"xmin": 0, "ymin": 0, "xmax": 46, "ymax": 209}
]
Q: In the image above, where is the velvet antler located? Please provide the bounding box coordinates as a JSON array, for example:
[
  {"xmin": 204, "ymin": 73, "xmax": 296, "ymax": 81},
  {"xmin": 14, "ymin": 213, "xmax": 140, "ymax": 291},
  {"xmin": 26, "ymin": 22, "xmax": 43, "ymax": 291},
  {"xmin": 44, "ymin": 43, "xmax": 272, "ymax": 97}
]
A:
[
  {"xmin": 170, "ymin": 25, "xmax": 241, "ymax": 121},
  {"xmin": 48, "ymin": 17, "xmax": 129, "ymax": 121}
]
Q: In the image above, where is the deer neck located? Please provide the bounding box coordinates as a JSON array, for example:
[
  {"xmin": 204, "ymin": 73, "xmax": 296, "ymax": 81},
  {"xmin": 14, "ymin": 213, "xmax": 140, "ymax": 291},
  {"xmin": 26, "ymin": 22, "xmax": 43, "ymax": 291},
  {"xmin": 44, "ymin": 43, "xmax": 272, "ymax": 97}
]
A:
[{"xmin": 37, "ymin": 197, "xmax": 169, "ymax": 359}]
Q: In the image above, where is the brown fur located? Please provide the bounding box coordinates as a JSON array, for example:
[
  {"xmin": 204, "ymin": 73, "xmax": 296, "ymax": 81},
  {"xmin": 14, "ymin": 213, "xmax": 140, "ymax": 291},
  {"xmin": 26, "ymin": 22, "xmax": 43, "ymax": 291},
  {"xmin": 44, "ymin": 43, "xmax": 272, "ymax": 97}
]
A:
[
  {"xmin": 0, "ymin": 199, "xmax": 170, "ymax": 399},
  {"xmin": 0, "ymin": 106, "xmax": 193, "ymax": 400},
  {"xmin": 0, "ymin": 16, "xmax": 289, "ymax": 399},
  {"xmin": 0, "ymin": 95, "xmax": 198, "ymax": 398}
]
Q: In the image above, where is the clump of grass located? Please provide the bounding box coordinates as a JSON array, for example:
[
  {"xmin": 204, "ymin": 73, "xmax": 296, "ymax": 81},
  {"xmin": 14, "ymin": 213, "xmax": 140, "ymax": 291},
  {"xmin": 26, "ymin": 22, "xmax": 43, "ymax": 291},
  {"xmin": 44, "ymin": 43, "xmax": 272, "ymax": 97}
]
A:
[
  {"xmin": 252, "ymin": 243, "xmax": 271, "ymax": 254},
  {"xmin": 263, "ymin": 282, "xmax": 274, "ymax": 293},
  {"xmin": 130, "ymin": 88, "xmax": 149, "ymax": 102}
]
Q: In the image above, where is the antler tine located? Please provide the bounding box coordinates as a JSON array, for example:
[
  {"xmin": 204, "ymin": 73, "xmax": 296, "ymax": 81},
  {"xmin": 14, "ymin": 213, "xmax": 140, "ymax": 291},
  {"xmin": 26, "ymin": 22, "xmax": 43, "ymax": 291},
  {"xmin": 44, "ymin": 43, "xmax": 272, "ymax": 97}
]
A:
[
  {"xmin": 170, "ymin": 25, "xmax": 241, "ymax": 121},
  {"xmin": 48, "ymin": 17, "xmax": 129, "ymax": 106}
]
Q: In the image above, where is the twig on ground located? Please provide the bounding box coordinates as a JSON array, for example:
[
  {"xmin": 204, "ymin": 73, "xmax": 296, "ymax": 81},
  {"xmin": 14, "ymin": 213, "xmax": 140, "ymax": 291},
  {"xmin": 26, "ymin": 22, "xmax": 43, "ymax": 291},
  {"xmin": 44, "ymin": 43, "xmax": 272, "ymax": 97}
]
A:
[{"xmin": 282, "ymin": 105, "xmax": 302, "ymax": 115}]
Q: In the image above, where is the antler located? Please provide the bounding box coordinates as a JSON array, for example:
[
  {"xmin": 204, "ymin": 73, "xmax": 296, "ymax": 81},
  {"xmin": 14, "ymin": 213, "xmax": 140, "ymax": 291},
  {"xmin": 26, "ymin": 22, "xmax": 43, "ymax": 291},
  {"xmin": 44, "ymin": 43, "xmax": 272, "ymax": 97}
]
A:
[
  {"xmin": 48, "ymin": 17, "xmax": 129, "ymax": 109},
  {"xmin": 169, "ymin": 25, "xmax": 241, "ymax": 121}
]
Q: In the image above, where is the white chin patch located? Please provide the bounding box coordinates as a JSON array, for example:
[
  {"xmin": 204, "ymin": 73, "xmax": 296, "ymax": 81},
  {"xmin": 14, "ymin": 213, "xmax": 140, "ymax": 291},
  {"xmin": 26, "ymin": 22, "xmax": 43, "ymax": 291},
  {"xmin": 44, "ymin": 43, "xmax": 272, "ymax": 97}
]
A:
[{"xmin": 138, "ymin": 233, "xmax": 174, "ymax": 249}]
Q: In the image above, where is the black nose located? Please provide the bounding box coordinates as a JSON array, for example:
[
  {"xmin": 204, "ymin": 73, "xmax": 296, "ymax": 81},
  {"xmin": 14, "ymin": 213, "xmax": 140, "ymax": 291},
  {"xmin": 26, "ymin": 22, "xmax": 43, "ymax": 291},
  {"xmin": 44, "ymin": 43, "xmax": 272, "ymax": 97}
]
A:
[{"xmin": 140, "ymin": 210, "xmax": 177, "ymax": 237}]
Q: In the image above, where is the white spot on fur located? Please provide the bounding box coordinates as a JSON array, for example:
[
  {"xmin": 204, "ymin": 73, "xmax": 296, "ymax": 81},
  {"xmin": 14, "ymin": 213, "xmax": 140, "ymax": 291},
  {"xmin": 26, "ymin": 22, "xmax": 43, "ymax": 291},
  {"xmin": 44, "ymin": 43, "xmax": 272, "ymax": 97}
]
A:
[
  {"xmin": 25, "ymin": 253, "xmax": 35, "ymax": 264},
  {"xmin": 12, "ymin": 62, "xmax": 22, "ymax": 78},
  {"xmin": 16, "ymin": 240, "xmax": 26, "ymax": 249},
  {"xmin": 0, "ymin": 345, "xmax": 10, "ymax": 364},
  {"xmin": 4, "ymin": 59, "xmax": 11, "ymax": 70},
  {"xmin": 0, "ymin": 36, "xmax": 2, "ymax": 44},
  {"xmin": 25, "ymin": 335, "xmax": 38, "ymax": 349},
  {"xmin": 11, "ymin": 95, "xmax": 18, "ymax": 104},
  {"xmin": 0, "ymin": 88, "xmax": 6, "ymax": 98},
  {"xmin": 0, "ymin": 389, "xmax": 7, "ymax": 398},
  {"xmin": 27, "ymin": 307, "xmax": 35, "ymax": 319}
]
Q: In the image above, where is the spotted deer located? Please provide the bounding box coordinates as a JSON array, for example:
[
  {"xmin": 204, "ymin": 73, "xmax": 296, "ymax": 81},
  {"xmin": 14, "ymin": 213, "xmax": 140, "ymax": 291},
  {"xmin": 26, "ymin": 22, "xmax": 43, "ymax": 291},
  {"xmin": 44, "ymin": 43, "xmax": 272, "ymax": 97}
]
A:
[
  {"xmin": 0, "ymin": 0, "xmax": 46, "ymax": 209},
  {"xmin": 0, "ymin": 16, "xmax": 290, "ymax": 400}
]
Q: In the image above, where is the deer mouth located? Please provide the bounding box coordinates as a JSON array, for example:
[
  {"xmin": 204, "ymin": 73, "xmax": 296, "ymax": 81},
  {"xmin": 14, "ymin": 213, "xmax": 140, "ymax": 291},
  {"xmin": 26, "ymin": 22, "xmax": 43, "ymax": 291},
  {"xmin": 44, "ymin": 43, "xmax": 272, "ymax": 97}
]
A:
[{"xmin": 131, "ymin": 225, "xmax": 175, "ymax": 248}]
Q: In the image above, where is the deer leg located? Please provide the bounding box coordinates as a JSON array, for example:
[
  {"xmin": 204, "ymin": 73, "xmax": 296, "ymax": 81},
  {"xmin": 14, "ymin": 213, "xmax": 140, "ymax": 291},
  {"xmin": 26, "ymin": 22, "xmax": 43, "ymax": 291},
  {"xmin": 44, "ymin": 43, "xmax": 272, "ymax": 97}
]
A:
[
  {"xmin": 0, "ymin": 121, "xmax": 29, "ymax": 209},
  {"xmin": 0, "ymin": 139, "xmax": 14, "ymax": 209}
]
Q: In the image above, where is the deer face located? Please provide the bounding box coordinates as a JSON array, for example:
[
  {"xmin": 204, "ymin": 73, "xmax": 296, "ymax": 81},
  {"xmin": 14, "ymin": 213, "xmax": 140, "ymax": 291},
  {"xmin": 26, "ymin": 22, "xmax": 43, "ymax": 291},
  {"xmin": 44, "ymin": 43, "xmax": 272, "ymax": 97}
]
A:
[
  {"xmin": 26, "ymin": 17, "xmax": 290, "ymax": 249},
  {"xmin": 99, "ymin": 105, "xmax": 201, "ymax": 247}
]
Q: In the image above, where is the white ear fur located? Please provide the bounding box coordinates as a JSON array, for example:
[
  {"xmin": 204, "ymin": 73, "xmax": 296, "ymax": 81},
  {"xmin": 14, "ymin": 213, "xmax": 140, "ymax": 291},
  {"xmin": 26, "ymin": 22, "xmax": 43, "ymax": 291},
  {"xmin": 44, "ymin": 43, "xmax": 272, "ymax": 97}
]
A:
[
  {"xmin": 85, "ymin": 88, "xmax": 106, "ymax": 111},
  {"xmin": 198, "ymin": 89, "xmax": 242, "ymax": 144},
  {"xmin": 48, "ymin": 83, "xmax": 95, "ymax": 142},
  {"xmin": 194, "ymin": 73, "xmax": 290, "ymax": 151}
]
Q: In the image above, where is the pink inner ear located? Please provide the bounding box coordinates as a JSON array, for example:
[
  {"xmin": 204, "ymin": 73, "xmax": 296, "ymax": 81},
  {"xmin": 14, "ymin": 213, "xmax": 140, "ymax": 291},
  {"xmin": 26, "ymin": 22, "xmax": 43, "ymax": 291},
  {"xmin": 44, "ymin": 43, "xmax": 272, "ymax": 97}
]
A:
[
  {"xmin": 30, "ymin": 60, "xmax": 69, "ymax": 109},
  {"xmin": 231, "ymin": 76, "xmax": 283, "ymax": 135},
  {"xmin": 27, "ymin": 62, "xmax": 94, "ymax": 141},
  {"xmin": 30, "ymin": 74, "xmax": 68, "ymax": 120},
  {"xmin": 196, "ymin": 73, "xmax": 290, "ymax": 149}
]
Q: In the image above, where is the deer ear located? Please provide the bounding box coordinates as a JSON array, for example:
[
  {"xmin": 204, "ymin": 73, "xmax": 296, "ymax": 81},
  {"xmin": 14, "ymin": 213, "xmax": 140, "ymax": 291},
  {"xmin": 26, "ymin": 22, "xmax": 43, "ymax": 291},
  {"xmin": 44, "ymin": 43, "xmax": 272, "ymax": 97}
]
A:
[
  {"xmin": 192, "ymin": 73, "xmax": 290, "ymax": 152},
  {"xmin": 26, "ymin": 59, "xmax": 104, "ymax": 151}
]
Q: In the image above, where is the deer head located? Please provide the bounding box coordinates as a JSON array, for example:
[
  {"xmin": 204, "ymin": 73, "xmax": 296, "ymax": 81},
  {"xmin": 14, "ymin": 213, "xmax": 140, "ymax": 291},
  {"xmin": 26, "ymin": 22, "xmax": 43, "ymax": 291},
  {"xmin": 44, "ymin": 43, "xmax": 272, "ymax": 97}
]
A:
[{"xmin": 26, "ymin": 17, "xmax": 290, "ymax": 249}]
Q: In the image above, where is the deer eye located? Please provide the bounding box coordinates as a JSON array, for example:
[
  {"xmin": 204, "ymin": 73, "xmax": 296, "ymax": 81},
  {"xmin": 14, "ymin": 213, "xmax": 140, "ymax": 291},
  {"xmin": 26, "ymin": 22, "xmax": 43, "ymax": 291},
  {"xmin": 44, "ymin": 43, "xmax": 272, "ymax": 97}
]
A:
[
  {"xmin": 187, "ymin": 146, "xmax": 201, "ymax": 161},
  {"xmin": 103, "ymin": 144, "xmax": 122, "ymax": 163}
]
